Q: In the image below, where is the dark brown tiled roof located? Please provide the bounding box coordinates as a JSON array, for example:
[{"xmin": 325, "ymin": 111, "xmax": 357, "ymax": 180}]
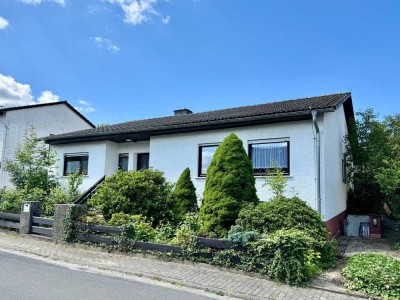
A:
[{"xmin": 45, "ymin": 92, "xmax": 351, "ymax": 142}]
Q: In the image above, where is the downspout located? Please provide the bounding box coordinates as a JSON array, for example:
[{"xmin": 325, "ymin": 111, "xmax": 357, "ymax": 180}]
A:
[{"xmin": 311, "ymin": 110, "xmax": 321, "ymax": 215}]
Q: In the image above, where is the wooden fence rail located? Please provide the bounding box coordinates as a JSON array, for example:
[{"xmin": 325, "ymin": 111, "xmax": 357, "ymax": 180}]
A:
[
  {"xmin": 0, "ymin": 212, "xmax": 20, "ymax": 221},
  {"xmin": 0, "ymin": 212, "xmax": 21, "ymax": 230},
  {"xmin": 32, "ymin": 217, "xmax": 54, "ymax": 226},
  {"xmin": 78, "ymin": 223, "xmax": 235, "ymax": 254}
]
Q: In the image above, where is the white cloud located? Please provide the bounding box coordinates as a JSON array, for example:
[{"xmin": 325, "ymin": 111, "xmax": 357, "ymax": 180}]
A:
[
  {"xmin": 0, "ymin": 73, "xmax": 34, "ymax": 107},
  {"xmin": 75, "ymin": 100, "xmax": 95, "ymax": 113},
  {"xmin": 0, "ymin": 73, "xmax": 61, "ymax": 107},
  {"xmin": 37, "ymin": 90, "xmax": 60, "ymax": 104},
  {"xmin": 19, "ymin": 0, "xmax": 66, "ymax": 6},
  {"xmin": 0, "ymin": 73, "xmax": 96, "ymax": 113},
  {"xmin": 93, "ymin": 36, "xmax": 120, "ymax": 53},
  {"xmin": 0, "ymin": 16, "xmax": 9, "ymax": 30},
  {"xmin": 106, "ymin": 0, "xmax": 170, "ymax": 25}
]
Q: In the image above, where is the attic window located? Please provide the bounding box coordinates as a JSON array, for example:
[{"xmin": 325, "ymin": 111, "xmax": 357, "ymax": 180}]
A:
[{"xmin": 64, "ymin": 153, "xmax": 89, "ymax": 176}]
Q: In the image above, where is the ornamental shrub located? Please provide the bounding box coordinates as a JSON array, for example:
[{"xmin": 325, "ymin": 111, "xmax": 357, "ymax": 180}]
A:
[
  {"xmin": 227, "ymin": 225, "xmax": 260, "ymax": 247},
  {"xmin": 171, "ymin": 168, "xmax": 198, "ymax": 221},
  {"xmin": 89, "ymin": 169, "xmax": 173, "ymax": 226},
  {"xmin": 170, "ymin": 213, "xmax": 201, "ymax": 254},
  {"xmin": 0, "ymin": 189, "xmax": 23, "ymax": 213},
  {"xmin": 245, "ymin": 229, "xmax": 320, "ymax": 286},
  {"xmin": 108, "ymin": 212, "xmax": 156, "ymax": 242},
  {"xmin": 236, "ymin": 196, "xmax": 328, "ymax": 242},
  {"xmin": 342, "ymin": 253, "xmax": 400, "ymax": 299},
  {"xmin": 199, "ymin": 133, "xmax": 259, "ymax": 237}
]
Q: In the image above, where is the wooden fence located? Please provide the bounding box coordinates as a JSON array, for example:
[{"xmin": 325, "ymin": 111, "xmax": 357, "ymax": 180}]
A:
[
  {"xmin": 0, "ymin": 212, "xmax": 20, "ymax": 230},
  {"xmin": 32, "ymin": 216, "xmax": 54, "ymax": 237},
  {"xmin": 76, "ymin": 224, "xmax": 235, "ymax": 254}
]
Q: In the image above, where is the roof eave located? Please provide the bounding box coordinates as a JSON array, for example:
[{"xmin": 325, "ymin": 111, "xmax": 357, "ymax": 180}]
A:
[{"xmin": 45, "ymin": 108, "xmax": 335, "ymax": 145}]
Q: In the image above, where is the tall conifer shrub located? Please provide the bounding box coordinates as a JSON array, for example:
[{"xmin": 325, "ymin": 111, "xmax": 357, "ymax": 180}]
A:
[
  {"xmin": 199, "ymin": 133, "xmax": 259, "ymax": 237},
  {"xmin": 171, "ymin": 167, "xmax": 198, "ymax": 221}
]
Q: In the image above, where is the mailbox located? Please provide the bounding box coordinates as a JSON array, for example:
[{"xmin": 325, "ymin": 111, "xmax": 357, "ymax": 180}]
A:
[{"xmin": 369, "ymin": 214, "xmax": 382, "ymax": 239}]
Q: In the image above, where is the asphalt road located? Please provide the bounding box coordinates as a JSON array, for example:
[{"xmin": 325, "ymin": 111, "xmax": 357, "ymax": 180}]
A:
[{"xmin": 0, "ymin": 250, "xmax": 218, "ymax": 300}]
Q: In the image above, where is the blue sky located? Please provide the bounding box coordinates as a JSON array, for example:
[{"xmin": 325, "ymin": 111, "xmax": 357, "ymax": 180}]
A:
[{"xmin": 0, "ymin": 0, "xmax": 399, "ymax": 125}]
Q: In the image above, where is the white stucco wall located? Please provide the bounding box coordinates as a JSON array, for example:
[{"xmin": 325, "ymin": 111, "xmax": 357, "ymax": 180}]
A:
[
  {"xmin": 321, "ymin": 106, "xmax": 348, "ymax": 221},
  {"xmin": 150, "ymin": 121, "xmax": 318, "ymax": 210},
  {"xmin": 52, "ymin": 140, "xmax": 150, "ymax": 191},
  {"xmin": 49, "ymin": 109, "xmax": 349, "ymax": 222},
  {"xmin": 0, "ymin": 104, "xmax": 93, "ymax": 188},
  {"xmin": 52, "ymin": 142, "xmax": 107, "ymax": 190}
]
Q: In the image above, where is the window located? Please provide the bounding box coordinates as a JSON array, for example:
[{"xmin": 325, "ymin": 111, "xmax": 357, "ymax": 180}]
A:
[
  {"xmin": 198, "ymin": 144, "xmax": 218, "ymax": 176},
  {"xmin": 64, "ymin": 153, "xmax": 89, "ymax": 176},
  {"xmin": 137, "ymin": 153, "xmax": 149, "ymax": 171},
  {"xmin": 249, "ymin": 140, "xmax": 289, "ymax": 175},
  {"xmin": 118, "ymin": 153, "xmax": 129, "ymax": 171}
]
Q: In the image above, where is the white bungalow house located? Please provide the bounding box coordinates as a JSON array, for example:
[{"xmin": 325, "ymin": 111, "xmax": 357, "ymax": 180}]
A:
[
  {"xmin": 44, "ymin": 93, "xmax": 354, "ymax": 238},
  {"xmin": 0, "ymin": 101, "xmax": 95, "ymax": 188}
]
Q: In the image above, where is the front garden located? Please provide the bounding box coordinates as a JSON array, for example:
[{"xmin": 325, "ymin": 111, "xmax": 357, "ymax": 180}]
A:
[{"xmin": 69, "ymin": 133, "xmax": 336, "ymax": 286}]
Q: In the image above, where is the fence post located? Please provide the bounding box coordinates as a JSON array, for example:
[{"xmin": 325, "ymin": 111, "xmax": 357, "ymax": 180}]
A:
[
  {"xmin": 20, "ymin": 201, "xmax": 41, "ymax": 234},
  {"xmin": 53, "ymin": 204, "xmax": 86, "ymax": 242}
]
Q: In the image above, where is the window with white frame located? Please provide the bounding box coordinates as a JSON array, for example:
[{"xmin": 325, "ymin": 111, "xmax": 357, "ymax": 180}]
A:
[
  {"xmin": 198, "ymin": 144, "xmax": 218, "ymax": 176},
  {"xmin": 248, "ymin": 140, "xmax": 290, "ymax": 175},
  {"xmin": 63, "ymin": 153, "xmax": 89, "ymax": 176}
]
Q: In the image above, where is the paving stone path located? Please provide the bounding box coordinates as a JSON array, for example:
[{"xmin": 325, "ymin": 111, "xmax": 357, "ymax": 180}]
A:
[{"xmin": 0, "ymin": 230, "xmax": 364, "ymax": 300}]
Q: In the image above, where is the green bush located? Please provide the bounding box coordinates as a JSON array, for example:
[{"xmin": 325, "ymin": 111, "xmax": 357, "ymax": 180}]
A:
[
  {"xmin": 89, "ymin": 169, "xmax": 173, "ymax": 225},
  {"xmin": 236, "ymin": 196, "xmax": 328, "ymax": 241},
  {"xmin": 199, "ymin": 133, "xmax": 259, "ymax": 237},
  {"xmin": 108, "ymin": 212, "xmax": 156, "ymax": 242},
  {"xmin": 227, "ymin": 225, "xmax": 259, "ymax": 247},
  {"xmin": 342, "ymin": 253, "xmax": 400, "ymax": 299},
  {"xmin": 170, "ymin": 213, "xmax": 201, "ymax": 254},
  {"xmin": 154, "ymin": 221, "xmax": 176, "ymax": 244},
  {"xmin": 171, "ymin": 168, "xmax": 198, "ymax": 221},
  {"xmin": 0, "ymin": 189, "xmax": 23, "ymax": 213},
  {"xmin": 246, "ymin": 229, "xmax": 320, "ymax": 286}
]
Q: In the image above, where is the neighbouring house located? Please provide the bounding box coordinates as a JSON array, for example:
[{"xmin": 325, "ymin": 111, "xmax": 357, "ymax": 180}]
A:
[
  {"xmin": 44, "ymin": 92, "xmax": 354, "ymax": 238},
  {"xmin": 0, "ymin": 101, "xmax": 95, "ymax": 188}
]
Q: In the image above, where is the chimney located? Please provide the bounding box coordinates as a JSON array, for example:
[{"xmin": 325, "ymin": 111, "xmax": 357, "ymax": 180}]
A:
[{"xmin": 174, "ymin": 108, "xmax": 193, "ymax": 116}]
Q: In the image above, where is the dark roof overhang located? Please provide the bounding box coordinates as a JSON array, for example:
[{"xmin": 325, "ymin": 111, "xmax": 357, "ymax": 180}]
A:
[{"xmin": 46, "ymin": 110, "xmax": 321, "ymax": 145}]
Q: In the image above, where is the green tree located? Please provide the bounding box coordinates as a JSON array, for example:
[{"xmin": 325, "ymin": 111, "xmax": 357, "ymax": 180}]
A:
[
  {"xmin": 5, "ymin": 127, "xmax": 58, "ymax": 193},
  {"xmin": 199, "ymin": 133, "xmax": 259, "ymax": 237},
  {"xmin": 171, "ymin": 168, "xmax": 198, "ymax": 221},
  {"xmin": 346, "ymin": 110, "xmax": 400, "ymax": 216}
]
